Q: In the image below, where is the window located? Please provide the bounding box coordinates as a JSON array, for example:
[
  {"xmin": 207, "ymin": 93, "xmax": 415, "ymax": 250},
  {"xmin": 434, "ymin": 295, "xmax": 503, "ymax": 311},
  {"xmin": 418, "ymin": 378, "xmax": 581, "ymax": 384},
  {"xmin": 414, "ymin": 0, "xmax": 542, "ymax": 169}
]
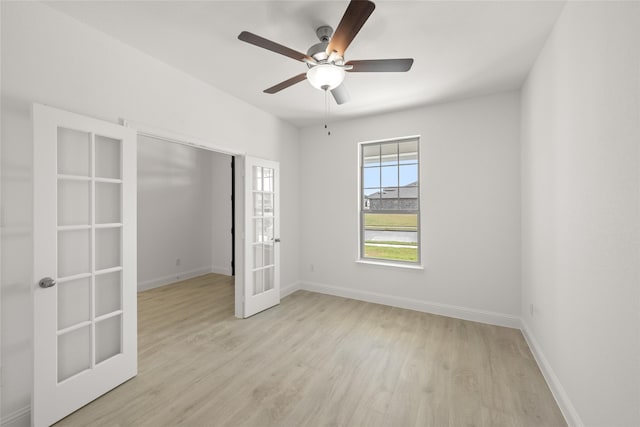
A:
[{"xmin": 360, "ymin": 137, "xmax": 420, "ymax": 264}]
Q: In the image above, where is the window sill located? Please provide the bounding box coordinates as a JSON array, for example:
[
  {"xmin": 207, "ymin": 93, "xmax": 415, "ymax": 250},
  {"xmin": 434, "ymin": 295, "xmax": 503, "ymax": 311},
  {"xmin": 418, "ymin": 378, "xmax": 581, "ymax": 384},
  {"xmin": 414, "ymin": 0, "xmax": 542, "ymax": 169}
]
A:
[{"xmin": 355, "ymin": 259, "xmax": 424, "ymax": 271}]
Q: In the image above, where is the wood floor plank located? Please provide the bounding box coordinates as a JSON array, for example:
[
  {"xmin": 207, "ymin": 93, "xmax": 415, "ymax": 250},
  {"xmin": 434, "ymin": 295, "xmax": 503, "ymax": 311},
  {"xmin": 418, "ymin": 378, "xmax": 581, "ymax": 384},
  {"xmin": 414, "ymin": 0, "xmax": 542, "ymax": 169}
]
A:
[{"xmin": 55, "ymin": 273, "xmax": 566, "ymax": 427}]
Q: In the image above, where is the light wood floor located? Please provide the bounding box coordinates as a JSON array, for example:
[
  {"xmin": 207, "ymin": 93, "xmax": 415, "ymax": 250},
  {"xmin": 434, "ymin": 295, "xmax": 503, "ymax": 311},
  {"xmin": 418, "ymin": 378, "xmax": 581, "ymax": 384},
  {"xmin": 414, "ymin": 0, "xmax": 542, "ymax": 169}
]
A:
[{"xmin": 56, "ymin": 273, "xmax": 566, "ymax": 426}]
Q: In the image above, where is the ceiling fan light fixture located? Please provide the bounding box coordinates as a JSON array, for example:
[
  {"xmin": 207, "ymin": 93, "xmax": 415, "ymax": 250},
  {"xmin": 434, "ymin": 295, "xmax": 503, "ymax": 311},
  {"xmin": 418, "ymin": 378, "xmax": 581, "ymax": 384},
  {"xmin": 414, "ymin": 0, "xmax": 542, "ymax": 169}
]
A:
[{"xmin": 306, "ymin": 64, "xmax": 346, "ymax": 91}]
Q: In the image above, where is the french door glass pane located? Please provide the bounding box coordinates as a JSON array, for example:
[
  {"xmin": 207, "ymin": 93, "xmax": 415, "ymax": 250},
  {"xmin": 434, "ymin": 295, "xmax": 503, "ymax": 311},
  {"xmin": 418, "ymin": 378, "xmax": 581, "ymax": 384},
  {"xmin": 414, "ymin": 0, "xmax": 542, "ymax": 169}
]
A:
[
  {"xmin": 58, "ymin": 180, "xmax": 90, "ymax": 226},
  {"xmin": 95, "ymin": 135, "xmax": 121, "ymax": 179},
  {"xmin": 58, "ymin": 326, "xmax": 91, "ymax": 382},
  {"xmin": 253, "ymin": 192, "xmax": 263, "ymax": 216},
  {"xmin": 263, "ymin": 168, "xmax": 274, "ymax": 192},
  {"xmin": 253, "ymin": 218, "xmax": 263, "ymax": 243},
  {"xmin": 95, "ymin": 315, "xmax": 122, "ymax": 364},
  {"xmin": 264, "ymin": 267, "xmax": 274, "ymax": 291},
  {"xmin": 95, "ymin": 271, "xmax": 121, "ymax": 317},
  {"xmin": 253, "ymin": 166, "xmax": 263, "ymax": 191},
  {"xmin": 57, "ymin": 127, "xmax": 90, "ymax": 176},
  {"xmin": 262, "ymin": 193, "xmax": 273, "ymax": 216},
  {"xmin": 253, "ymin": 244, "xmax": 264, "ymax": 269},
  {"xmin": 95, "ymin": 183, "xmax": 121, "ymax": 224},
  {"xmin": 263, "ymin": 217, "xmax": 273, "ymax": 241},
  {"xmin": 95, "ymin": 228, "xmax": 121, "ymax": 270},
  {"xmin": 58, "ymin": 230, "xmax": 90, "ymax": 277},
  {"xmin": 264, "ymin": 243, "xmax": 274, "ymax": 266},
  {"xmin": 253, "ymin": 270, "xmax": 263, "ymax": 295},
  {"xmin": 57, "ymin": 277, "xmax": 90, "ymax": 330}
]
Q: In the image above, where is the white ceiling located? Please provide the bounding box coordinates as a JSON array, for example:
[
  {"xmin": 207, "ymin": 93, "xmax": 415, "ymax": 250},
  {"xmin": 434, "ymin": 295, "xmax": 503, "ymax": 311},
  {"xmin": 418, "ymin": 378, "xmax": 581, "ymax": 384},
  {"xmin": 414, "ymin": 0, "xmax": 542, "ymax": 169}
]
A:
[{"xmin": 48, "ymin": 0, "xmax": 565, "ymax": 127}]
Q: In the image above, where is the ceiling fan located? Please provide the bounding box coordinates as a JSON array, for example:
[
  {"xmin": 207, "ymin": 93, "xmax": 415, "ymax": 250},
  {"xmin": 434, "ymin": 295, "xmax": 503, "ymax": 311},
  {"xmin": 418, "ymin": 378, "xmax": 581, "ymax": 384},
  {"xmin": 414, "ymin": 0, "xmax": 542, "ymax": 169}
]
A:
[{"xmin": 237, "ymin": 0, "xmax": 414, "ymax": 105}]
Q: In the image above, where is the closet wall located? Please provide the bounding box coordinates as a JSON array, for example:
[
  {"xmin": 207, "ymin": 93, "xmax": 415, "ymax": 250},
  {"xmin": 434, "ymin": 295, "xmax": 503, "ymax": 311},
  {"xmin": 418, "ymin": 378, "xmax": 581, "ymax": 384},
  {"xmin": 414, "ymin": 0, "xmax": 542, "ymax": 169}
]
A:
[{"xmin": 137, "ymin": 135, "xmax": 232, "ymax": 290}]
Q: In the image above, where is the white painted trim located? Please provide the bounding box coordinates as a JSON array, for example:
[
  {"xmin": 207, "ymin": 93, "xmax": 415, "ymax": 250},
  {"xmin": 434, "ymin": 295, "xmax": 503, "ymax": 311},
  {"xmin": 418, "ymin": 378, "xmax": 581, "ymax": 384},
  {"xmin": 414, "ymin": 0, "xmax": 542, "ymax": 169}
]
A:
[
  {"xmin": 355, "ymin": 259, "xmax": 424, "ymax": 270},
  {"xmin": 137, "ymin": 267, "xmax": 216, "ymax": 292},
  {"xmin": 210, "ymin": 266, "xmax": 232, "ymax": 276},
  {"xmin": 123, "ymin": 119, "xmax": 244, "ymax": 157},
  {"xmin": 520, "ymin": 321, "xmax": 582, "ymax": 427},
  {"xmin": 126, "ymin": 122, "xmax": 247, "ymax": 319},
  {"xmin": 300, "ymin": 281, "xmax": 520, "ymax": 329},
  {"xmin": 280, "ymin": 281, "xmax": 301, "ymax": 298},
  {"xmin": 357, "ymin": 134, "xmax": 421, "ymax": 146},
  {"xmin": 1, "ymin": 406, "xmax": 29, "ymax": 427}
]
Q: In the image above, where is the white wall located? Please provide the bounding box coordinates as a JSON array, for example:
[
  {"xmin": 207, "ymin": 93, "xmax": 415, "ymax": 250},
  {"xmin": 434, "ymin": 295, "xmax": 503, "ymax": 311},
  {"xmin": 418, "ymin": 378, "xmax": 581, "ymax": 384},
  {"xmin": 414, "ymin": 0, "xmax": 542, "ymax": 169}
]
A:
[
  {"xmin": 137, "ymin": 136, "xmax": 233, "ymax": 291},
  {"xmin": 210, "ymin": 151, "xmax": 233, "ymax": 276},
  {"xmin": 0, "ymin": 2, "xmax": 300, "ymax": 423},
  {"xmin": 298, "ymin": 92, "xmax": 521, "ymax": 326},
  {"xmin": 520, "ymin": 2, "xmax": 640, "ymax": 425}
]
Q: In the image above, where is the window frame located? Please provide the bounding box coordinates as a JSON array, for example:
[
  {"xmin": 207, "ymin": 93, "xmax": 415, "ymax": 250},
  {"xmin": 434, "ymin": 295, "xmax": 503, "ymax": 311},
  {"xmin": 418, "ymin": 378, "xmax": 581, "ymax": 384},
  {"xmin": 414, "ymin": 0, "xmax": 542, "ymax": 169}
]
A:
[{"xmin": 358, "ymin": 136, "xmax": 421, "ymax": 266}]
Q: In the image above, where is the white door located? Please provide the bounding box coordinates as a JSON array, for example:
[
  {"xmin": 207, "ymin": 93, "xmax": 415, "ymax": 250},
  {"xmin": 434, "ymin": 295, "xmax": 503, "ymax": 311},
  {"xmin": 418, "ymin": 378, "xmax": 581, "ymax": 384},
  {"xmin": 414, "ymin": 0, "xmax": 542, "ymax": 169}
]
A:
[
  {"xmin": 243, "ymin": 156, "xmax": 280, "ymax": 317},
  {"xmin": 32, "ymin": 104, "xmax": 137, "ymax": 426}
]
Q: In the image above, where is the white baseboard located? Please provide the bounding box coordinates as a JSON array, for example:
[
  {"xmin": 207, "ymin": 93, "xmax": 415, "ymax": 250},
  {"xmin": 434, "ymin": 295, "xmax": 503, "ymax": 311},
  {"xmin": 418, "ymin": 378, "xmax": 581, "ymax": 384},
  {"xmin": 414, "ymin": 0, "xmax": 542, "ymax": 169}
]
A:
[
  {"xmin": 1, "ymin": 406, "xmax": 29, "ymax": 427},
  {"xmin": 138, "ymin": 266, "xmax": 217, "ymax": 292},
  {"xmin": 520, "ymin": 321, "xmax": 582, "ymax": 427},
  {"xmin": 280, "ymin": 281, "xmax": 301, "ymax": 298},
  {"xmin": 210, "ymin": 265, "xmax": 232, "ymax": 276},
  {"xmin": 300, "ymin": 281, "xmax": 520, "ymax": 329}
]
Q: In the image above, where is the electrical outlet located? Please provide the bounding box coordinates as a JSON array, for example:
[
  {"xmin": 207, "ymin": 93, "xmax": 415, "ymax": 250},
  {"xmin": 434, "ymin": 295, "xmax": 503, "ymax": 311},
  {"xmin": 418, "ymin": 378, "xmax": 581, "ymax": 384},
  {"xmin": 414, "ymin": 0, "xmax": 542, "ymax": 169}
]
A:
[{"xmin": 176, "ymin": 258, "xmax": 181, "ymax": 266}]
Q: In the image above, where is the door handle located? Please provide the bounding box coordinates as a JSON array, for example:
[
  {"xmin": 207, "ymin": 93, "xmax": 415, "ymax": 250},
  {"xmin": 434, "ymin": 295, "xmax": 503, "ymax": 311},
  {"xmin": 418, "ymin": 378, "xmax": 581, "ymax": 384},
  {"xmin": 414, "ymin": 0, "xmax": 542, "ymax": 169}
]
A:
[
  {"xmin": 38, "ymin": 277, "xmax": 56, "ymax": 288},
  {"xmin": 274, "ymin": 238, "xmax": 281, "ymax": 243}
]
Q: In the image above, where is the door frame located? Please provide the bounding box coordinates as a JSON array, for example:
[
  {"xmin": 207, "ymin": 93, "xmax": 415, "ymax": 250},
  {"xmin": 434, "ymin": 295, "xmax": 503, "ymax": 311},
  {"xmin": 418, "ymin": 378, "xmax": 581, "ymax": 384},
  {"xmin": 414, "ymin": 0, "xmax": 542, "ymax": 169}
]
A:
[{"xmin": 122, "ymin": 120, "xmax": 247, "ymax": 318}]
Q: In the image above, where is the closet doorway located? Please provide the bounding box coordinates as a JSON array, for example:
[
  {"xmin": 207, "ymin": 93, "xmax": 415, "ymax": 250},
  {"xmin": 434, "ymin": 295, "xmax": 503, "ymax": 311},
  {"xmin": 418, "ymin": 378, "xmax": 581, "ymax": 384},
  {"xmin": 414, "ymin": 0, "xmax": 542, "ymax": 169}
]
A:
[{"xmin": 137, "ymin": 134, "xmax": 235, "ymax": 296}]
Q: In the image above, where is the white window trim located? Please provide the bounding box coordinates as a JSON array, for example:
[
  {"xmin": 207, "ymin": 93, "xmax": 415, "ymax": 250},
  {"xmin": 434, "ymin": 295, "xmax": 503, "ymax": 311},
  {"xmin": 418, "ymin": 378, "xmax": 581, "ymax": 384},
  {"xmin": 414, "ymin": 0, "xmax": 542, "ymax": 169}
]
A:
[
  {"xmin": 355, "ymin": 259, "xmax": 425, "ymax": 270},
  {"xmin": 357, "ymin": 135, "xmax": 422, "ymax": 267}
]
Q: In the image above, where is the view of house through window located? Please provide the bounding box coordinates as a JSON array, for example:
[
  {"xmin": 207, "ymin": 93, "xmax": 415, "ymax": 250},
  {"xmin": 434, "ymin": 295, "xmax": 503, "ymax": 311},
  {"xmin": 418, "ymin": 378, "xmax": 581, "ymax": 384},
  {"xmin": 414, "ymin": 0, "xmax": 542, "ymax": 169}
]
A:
[{"xmin": 360, "ymin": 137, "xmax": 420, "ymax": 263}]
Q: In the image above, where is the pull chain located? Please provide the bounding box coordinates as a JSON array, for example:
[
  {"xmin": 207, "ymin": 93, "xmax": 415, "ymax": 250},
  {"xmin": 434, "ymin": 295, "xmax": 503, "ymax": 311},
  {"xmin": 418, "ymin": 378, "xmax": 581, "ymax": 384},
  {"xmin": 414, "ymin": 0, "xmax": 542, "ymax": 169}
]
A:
[{"xmin": 324, "ymin": 88, "xmax": 331, "ymax": 136}]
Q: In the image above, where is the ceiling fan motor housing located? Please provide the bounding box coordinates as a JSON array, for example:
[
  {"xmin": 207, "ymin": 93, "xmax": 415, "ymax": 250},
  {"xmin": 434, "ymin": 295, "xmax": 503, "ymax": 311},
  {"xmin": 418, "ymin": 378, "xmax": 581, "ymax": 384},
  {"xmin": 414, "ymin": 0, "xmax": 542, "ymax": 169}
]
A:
[
  {"xmin": 307, "ymin": 42, "xmax": 329, "ymax": 63},
  {"xmin": 307, "ymin": 26, "xmax": 335, "ymax": 64}
]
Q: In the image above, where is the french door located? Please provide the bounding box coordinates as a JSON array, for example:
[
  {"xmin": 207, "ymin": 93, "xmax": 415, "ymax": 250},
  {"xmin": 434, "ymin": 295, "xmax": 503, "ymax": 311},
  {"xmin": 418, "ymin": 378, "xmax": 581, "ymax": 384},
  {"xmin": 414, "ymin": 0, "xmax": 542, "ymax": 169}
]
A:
[
  {"xmin": 243, "ymin": 156, "xmax": 280, "ymax": 317},
  {"xmin": 32, "ymin": 104, "xmax": 137, "ymax": 426}
]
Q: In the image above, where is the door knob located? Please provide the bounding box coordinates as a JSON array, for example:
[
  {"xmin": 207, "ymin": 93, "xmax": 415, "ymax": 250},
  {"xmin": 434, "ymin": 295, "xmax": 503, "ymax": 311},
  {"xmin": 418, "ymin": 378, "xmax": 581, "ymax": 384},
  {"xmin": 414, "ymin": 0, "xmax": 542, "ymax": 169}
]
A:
[{"xmin": 39, "ymin": 277, "xmax": 56, "ymax": 288}]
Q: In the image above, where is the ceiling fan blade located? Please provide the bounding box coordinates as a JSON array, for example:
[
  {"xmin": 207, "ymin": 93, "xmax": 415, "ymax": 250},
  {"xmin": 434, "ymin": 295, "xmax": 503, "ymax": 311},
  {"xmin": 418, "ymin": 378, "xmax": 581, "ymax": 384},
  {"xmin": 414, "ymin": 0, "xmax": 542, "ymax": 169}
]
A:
[
  {"xmin": 346, "ymin": 58, "xmax": 414, "ymax": 72},
  {"xmin": 331, "ymin": 84, "xmax": 351, "ymax": 105},
  {"xmin": 238, "ymin": 31, "xmax": 314, "ymax": 63},
  {"xmin": 264, "ymin": 73, "xmax": 308, "ymax": 94},
  {"xmin": 326, "ymin": 0, "xmax": 376, "ymax": 58}
]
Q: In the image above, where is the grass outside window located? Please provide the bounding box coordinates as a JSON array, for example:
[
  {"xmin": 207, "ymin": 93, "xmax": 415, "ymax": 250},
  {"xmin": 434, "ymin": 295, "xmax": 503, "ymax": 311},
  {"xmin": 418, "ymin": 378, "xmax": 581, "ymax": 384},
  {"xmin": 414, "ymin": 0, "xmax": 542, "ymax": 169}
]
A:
[{"xmin": 362, "ymin": 213, "xmax": 418, "ymax": 262}]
